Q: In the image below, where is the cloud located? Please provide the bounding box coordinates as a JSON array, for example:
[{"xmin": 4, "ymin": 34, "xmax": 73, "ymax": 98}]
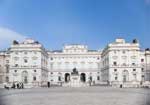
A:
[{"xmin": 0, "ymin": 27, "xmax": 27, "ymax": 50}]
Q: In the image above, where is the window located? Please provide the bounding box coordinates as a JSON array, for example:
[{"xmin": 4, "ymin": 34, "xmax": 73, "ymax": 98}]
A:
[
  {"xmin": 24, "ymin": 52, "xmax": 27, "ymax": 54},
  {"xmin": 34, "ymin": 52, "xmax": 37, "ymax": 54},
  {"xmin": 122, "ymin": 63, "xmax": 126, "ymax": 66},
  {"xmin": 141, "ymin": 59, "xmax": 144, "ymax": 62},
  {"xmin": 6, "ymin": 77, "xmax": 9, "ymax": 82},
  {"xmin": 32, "ymin": 56, "xmax": 38, "ymax": 60},
  {"xmin": 24, "ymin": 76, "xmax": 28, "ymax": 83},
  {"xmin": 133, "ymin": 74, "xmax": 137, "ymax": 80},
  {"xmin": 132, "ymin": 63, "xmax": 135, "ymax": 65},
  {"xmin": 14, "ymin": 70, "xmax": 17, "ymax": 72},
  {"xmin": 15, "ymin": 52, "xmax": 18, "ymax": 55},
  {"xmin": 133, "ymin": 69, "xmax": 136, "ymax": 71},
  {"xmin": 50, "ymin": 57, "xmax": 53, "ymax": 60},
  {"xmin": 15, "ymin": 64, "xmax": 18, "ymax": 67},
  {"xmin": 141, "ymin": 68, "xmax": 144, "ymax": 72},
  {"xmin": 122, "ymin": 50, "xmax": 126, "ymax": 54},
  {"xmin": 6, "ymin": 60, "xmax": 9, "ymax": 63},
  {"xmin": 33, "ymin": 76, "xmax": 36, "ymax": 81},
  {"xmin": 113, "ymin": 62, "xmax": 117, "ymax": 66},
  {"xmin": 24, "ymin": 59, "xmax": 28, "ymax": 63},
  {"xmin": 14, "ymin": 57, "xmax": 19, "ymax": 61},
  {"xmin": 34, "ymin": 70, "xmax": 36, "ymax": 72},
  {"xmin": 142, "ymin": 75, "xmax": 145, "ymax": 81},
  {"xmin": 114, "ymin": 69, "xmax": 117, "ymax": 72},
  {"xmin": 51, "ymin": 72, "xmax": 53, "ymax": 74},
  {"xmin": 58, "ymin": 76, "xmax": 61, "ymax": 81},
  {"xmin": 97, "ymin": 76, "xmax": 100, "ymax": 80},
  {"xmin": 115, "ymin": 76, "xmax": 118, "ymax": 80},
  {"xmin": 6, "ymin": 65, "xmax": 9, "ymax": 73}
]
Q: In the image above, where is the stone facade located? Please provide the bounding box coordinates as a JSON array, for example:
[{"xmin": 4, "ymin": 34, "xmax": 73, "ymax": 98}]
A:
[{"xmin": 0, "ymin": 38, "xmax": 149, "ymax": 87}]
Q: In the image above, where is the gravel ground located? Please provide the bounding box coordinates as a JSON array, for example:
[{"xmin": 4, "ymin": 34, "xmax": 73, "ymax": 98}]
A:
[{"xmin": 0, "ymin": 86, "xmax": 150, "ymax": 105}]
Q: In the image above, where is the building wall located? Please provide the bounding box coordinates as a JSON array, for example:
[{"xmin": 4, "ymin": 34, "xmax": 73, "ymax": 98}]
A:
[
  {"xmin": 0, "ymin": 38, "xmax": 149, "ymax": 87},
  {"xmin": 101, "ymin": 39, "xmax": 144, "ymax": 86},
  {"xmin": 8, "ymin": 39, "xmax": 48, "ymax": 87},
  {"xmin": 48, "ymin": 45, "xmax": 101, "ymax": 84}
]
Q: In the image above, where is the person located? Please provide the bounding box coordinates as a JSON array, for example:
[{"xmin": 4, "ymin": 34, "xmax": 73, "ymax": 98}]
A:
[
  {"xmin": 89, "ymin": 80, "xmax": 92, "ymax": 86},
  {"xmin": 22, "ymin": 83, "xmax": 24, "ymax": 89},
  {"xmin": 17, "ymin": 83, "xmax": 19, "ymax": 89},
  {"xmin": 47, "ymin": 82, "xmax": 50, "ymax": 88},
  {"xmin": 120, "ymin": 84, "xmax": 123, "ymax": 88},
  {"xmin": 11, "ymin": 83, "xmax": 16, "ymax": 89}
]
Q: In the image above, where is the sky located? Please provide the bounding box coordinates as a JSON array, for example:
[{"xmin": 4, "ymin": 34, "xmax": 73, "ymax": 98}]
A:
[{"xmin": 0, "ymin": 0, "xmax": 150, "ymax": 50}]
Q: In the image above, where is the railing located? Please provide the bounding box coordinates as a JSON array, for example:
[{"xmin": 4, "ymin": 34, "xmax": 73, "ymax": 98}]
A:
[{"xmin": 10, "ymin": 65, "xmax": 41, "ymax": 68}]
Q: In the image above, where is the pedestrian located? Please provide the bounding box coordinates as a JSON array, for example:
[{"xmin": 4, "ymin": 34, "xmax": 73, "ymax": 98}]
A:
[
  {"xmin": 17, "ymin": 83, "xmax": 19, "ymax": 89},
  {"xmin": 47, "ymin": 82, "xmax": 50, "ymax": 88}
]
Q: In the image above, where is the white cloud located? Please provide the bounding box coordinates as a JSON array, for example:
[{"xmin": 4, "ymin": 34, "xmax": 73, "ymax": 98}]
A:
[{"xmin": 0, "ymin": 27, "xmax": 27, "ymax": 50}]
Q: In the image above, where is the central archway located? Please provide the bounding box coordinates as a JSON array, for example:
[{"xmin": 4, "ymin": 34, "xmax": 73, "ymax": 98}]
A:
[
  {"xmin": 64, "ymin": 73, "xmax": 70, "ymax": 82},
  {"xmin": 80, "ymin": 73, "xmax": 86, "ymax": 82}
]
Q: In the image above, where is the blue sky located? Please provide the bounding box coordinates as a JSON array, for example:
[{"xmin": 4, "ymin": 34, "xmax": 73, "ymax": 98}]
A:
[{"xmin": 0, "ymin": 0, "xmax": 150, "ymax": 50}]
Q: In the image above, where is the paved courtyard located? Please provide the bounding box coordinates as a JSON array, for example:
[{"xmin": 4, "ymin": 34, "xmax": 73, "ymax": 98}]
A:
[{"xmin": 0, "ymin": 86, "xmax": 150, "ymax": 105}]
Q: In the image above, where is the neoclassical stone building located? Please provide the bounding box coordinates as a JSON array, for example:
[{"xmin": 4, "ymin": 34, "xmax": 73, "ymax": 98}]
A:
[{"xmin": 0, "ymin": 38, "xmax": 150, "ymax": 87}]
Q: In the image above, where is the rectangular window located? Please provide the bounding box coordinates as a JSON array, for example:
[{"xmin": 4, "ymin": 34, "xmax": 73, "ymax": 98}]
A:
[
  {"xmin": 113, "ymin": 62, "xmax": 117, "ymax": 66},
  {"xmin": 58, "ymin": 76, "xmax": 61, "ymax": 81},
  {"xmin": 133, "ymin": 69, "xmax": 136, "ymax": 71},
  {"xmin": 133, "ymin": 74, "xmax": 137, "ymax": 80},
  {"xmin": 24, "ymin": 59, "xmax": 28, "ymax": 63},
  {"xmin": 97, "ymin": 76, "xmax": 100, "ymax": 80},
  {"xmin": 33, "ymin": 76, "xmax": 36, "ymax": 81},
  {"xmin": 115, "ymin": 76, "xmax": 118, "ymax": 80},
  {"xmin": 141, "ymin": 59, "xmax": 144, "ymax": 62}
]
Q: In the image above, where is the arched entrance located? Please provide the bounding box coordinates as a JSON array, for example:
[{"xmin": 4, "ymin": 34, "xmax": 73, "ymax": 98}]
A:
[
  {"xmin": 22, "ymin": 71, "xmax": 28, "ymax": 84},
  {"xmin": 65, "ymin": 73, "xmax": 70, "ymax": 82},
  {"xmin": 80, "ymin": 73, "xmax": 86, "ymax": 82}
]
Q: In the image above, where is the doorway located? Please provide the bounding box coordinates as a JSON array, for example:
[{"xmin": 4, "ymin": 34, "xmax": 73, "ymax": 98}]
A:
[
  {"xmin": 80, "ymin": 73, "xmax": 86, "ymax": 82},
  {"xmin": 65, "ymin": 73, "xmax": 70, "ymax": 82}
]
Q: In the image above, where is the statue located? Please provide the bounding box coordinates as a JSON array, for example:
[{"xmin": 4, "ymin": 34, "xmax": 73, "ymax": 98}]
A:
[{"xmin": 71, "ymin": 68, "xmax": 78, "ymax": 75}]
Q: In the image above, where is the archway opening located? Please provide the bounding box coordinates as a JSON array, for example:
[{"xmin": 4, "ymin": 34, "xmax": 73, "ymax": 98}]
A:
[
  {"xmin": 80, "ymin": 73, "xmax": 86, "ymax": 82},
  {"xmin": 65, "ymin": 73, "xmax": 70, "ymax": 82}
]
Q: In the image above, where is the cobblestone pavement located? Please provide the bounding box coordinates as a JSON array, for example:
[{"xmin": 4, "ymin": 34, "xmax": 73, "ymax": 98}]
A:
[{"xmin": 0, "ymin": 86, "xmax": 150, "ymax": 105}]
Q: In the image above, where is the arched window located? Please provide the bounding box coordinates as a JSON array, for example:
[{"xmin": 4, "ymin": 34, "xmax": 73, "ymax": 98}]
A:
[
  {"xmin": 122, "ymin": 70, "xmax": 129, "ymax": 82},
  {"xmin": 22, "ymin": 71, "xmax": 28, "ymax": 83}
]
